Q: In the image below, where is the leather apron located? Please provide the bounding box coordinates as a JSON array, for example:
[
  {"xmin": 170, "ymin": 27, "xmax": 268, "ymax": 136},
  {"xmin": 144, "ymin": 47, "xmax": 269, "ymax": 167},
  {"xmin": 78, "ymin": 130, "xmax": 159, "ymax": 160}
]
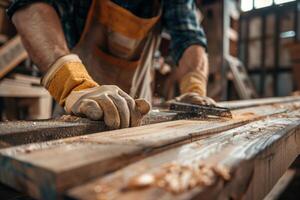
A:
[{"xmin": 72, "ymin": 0, "xmax": 161, "ymax": 102}]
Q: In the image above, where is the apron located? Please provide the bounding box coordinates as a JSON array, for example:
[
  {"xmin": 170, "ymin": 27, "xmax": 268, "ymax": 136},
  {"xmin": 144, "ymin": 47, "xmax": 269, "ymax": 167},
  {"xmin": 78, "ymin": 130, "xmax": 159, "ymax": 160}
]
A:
[{"xmin": 72, "ymin": 0, "xmax": 161, "ymax": 102}]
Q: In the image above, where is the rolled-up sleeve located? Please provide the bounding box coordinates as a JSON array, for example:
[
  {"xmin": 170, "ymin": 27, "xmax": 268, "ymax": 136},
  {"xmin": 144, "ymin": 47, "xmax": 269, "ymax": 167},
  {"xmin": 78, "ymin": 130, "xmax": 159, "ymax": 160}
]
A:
[
  {"xmin": 163, "ymin": 0, "xmax": 207, "ymax": 64},
  {"xmin": 6, "ymin": 0, "xmax": 54, "ymax": 19}
]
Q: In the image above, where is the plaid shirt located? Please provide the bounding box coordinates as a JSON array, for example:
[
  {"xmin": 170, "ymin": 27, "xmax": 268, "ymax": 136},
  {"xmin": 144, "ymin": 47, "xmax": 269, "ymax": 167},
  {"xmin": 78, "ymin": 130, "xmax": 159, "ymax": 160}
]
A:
[{"xmin": 7, "ymin": 0, "xmax": 207, "ymax": 64}]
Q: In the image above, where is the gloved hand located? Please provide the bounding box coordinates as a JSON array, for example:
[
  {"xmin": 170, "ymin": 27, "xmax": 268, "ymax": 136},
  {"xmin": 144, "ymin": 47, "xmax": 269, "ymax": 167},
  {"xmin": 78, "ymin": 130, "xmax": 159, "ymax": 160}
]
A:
[
  {"xmin": 172, "ymin": 45, "xmax": 216, "ymax": 106},
  {"xmin": 65, "ymin": 85, "xmax": 150, "ymax": 129},
  {"xmin": 42, "ymin": 54, "xmax": 151, "ymax": 129},
  {"xmin": 176, "ymin": 69, "xmax": 216, "ymax": 106}
]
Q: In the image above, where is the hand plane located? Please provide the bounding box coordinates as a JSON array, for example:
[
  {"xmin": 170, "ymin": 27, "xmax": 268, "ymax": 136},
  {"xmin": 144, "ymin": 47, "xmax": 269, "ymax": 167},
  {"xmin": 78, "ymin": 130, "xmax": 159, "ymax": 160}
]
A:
[{"xmin": 169, "ymin": 102, "xmax": 232, "ymax": 119}]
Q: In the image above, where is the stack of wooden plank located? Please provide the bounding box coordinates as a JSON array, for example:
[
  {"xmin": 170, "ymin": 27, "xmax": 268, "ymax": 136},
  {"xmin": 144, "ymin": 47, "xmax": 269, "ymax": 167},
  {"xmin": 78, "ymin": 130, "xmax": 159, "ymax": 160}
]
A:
[
  {"xmin": 0, "ymin": 36, "xmax": 28, "ymax": 79},
  {"xmin": 0, "ymin": 73, "xmax": 52, "ymax": 120},
  {"xmin": 0, "ymin": 97, "xmax": 300, "ymax": 200}
]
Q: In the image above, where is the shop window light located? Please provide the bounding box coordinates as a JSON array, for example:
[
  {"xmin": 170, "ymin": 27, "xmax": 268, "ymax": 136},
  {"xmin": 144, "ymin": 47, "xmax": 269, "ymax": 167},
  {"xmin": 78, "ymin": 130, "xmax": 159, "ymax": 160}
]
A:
[
  {"xmin": 241, "ymin": 0, "xmax": 253, "ymax": 11},
  {"xmin": 241, "ymin": 0, "xmax": 296, "ymax": 12},
  {"xmin": 274, "ymin": 0, "xmax": 296, "ymax": 5},
  {"xmin": 255, "ymin": 0, "xmax": 273, "ymax": 9}
]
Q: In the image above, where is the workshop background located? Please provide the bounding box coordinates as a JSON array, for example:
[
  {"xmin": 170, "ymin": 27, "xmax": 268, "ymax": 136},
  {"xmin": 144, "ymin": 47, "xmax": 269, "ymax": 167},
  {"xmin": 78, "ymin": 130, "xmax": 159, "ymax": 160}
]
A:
[
  {"xmin": 0, "ymin": 0, "xmax": 300, "ymax": 121},
  {"xmin": 0, "ymin": 1, "xmax": 299, "ymax": 200}
]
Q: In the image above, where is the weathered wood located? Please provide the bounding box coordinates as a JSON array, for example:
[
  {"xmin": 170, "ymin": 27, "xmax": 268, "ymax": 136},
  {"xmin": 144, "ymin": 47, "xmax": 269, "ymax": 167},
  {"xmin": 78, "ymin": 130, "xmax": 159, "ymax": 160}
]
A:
[
  {"xmin": 0, "ymin": 119, "xmax": 107, "ymax": 148},
  {"xmin": 0, "ymin": 105, "xmax": 291, "ymax": 199},
  {"xmin": 0, "ymin": 78, "xmax": 49, "ymax": 97},
  {"xmin": 11, "ymin": 73, "xmax": 41, "ymax": 85},
  {"xmin": 219, "ymin": 96, "xmax": 300, "ymax": 109},
  {"xmin": 0, "ymin": 36, "xmax": 28, "ymax": 79},
  {"xmin": 0, "ymin": 111, "xmax": 183, "ymax": 148},
  {"xmin": 67, "ymin": 111, "xmax": 300, "ymax": 200},
  {"xmin": 1, "ymin": 96, "xmax": 300, "ymax": 148},
  {"xmin": 263, "ymin": 169, "xmax": 296, "ymax": 200}
]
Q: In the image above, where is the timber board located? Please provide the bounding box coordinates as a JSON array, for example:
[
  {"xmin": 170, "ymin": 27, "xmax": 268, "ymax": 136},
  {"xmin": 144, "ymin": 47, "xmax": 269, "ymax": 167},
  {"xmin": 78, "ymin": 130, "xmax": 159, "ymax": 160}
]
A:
[
  {"xmin": 0, "ymin": 104, "xmax": 290, "ymax": 199},
  {"xmin": 67, "ymin": 112, "xmax": 300, "ymax": 200},
  {"xmin": 1, "ymin": 96, "xmax": 300, "ymax": 148}
]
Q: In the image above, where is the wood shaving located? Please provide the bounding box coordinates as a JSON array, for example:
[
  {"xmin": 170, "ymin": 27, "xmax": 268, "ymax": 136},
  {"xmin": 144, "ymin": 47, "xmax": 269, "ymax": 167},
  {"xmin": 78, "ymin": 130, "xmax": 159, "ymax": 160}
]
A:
[
  {"xmin": 125, "ymin": 162, "xmax": 231, "ymax": 194},
  {"xmin": 126, "ymin": 173, "xmax": 155, "ymax": 189}
]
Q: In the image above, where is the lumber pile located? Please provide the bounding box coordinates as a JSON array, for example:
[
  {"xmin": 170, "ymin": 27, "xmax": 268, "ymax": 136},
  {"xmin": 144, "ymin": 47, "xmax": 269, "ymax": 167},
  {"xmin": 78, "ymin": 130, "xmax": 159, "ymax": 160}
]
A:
[
  {"xmin": 0, "ymin": 97, "xmax": 299, "ymax": 200},
  {"xmin": 0, "ymin": 73, "xmax": 52, "ymax": 120},
  {"xmin": 0, "ymin": 36, "xmax": 28, "ymax": 79}
]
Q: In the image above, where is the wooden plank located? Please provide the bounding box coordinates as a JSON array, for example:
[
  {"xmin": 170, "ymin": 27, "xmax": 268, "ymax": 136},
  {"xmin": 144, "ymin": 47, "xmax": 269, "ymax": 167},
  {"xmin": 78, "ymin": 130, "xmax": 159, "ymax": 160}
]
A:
[
  {"xmin": 263, "ymin": 169, "xmax": 296, "ymax": 200},
  {"xmin": 0, "ymin": 104, "xmax": 291, "ymax": 199},
  {"xmin": 12, "ymin": 73, "xmax": 41, "ymax": 85},
  {"xmin": 0, "ymin": 119, "xmax": 107, "ymax": 148},
  {"xmin": 0, "ymin": 111, "xmax": 183, "ymax": 148},
  {"xmin": 0, "ymin": 36, "xmax": 28, "ymax": 79},
  {"xmin": 0, "ymin": 78, "xmax": 49, "ymax": 97},
  {"xmin": 219, "ymin": 96, "xmax": 300, "ymax": 109},
  {"xmin": 67, "ymin": 111, "xmax": 300, "ymax": 200},
  {"xmin": 1, "ymin": 96, "xmax": 300, "ymax": 148},
  {"xmin": 23, "ymin": 96, "xmax": 53, "ymax": 120}
]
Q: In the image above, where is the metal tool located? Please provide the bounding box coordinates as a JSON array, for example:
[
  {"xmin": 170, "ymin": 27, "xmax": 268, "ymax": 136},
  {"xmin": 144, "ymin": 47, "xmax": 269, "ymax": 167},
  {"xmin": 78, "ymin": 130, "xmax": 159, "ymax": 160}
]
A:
[{"xmin": 169, "ymin": 102, "xmax": 232, "ymax": 118}]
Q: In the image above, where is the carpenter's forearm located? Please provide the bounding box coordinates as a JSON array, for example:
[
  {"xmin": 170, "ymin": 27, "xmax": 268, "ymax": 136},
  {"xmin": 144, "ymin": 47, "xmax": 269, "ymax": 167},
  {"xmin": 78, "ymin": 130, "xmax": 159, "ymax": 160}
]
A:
[
  {"xmin": 178, "ymin": 45, "xmax": 208, "ymax": 79},
  {"xmin": 12, "ymin": 2, "xmax": 69, "ymax": 74}
]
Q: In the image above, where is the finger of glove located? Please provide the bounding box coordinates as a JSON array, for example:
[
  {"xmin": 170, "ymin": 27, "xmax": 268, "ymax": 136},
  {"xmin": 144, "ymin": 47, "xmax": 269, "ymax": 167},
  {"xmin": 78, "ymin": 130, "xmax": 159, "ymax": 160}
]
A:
[
  {"xmin": 108, "ymin": 93, "xmax": 130, "ymax": 128},
  {"xmin": 73, "ymin": 99, "xmax": 103, "ymax": 120},
  {"xmin": 178, "ymin": 94, "xmax": 201, "ymax": 105},
  {"xmin": 176, "ymin": 93, "xmax": 198, "ymax": 103},
  {"xmin": 205, "ymin": 98, "xmax": 217, "ymax": 106},
  {"xmin": 177, "ymin": 93, "xmax": 215, "ymax": 106},
  {"xmin": 133, "ymin": 99, "xmax": 151, "ymax": 127},
  {"xmin": 95, "ymin": 95, "xmax": 120, "ymax": 129},
  {"xmin": 191, "ymin": 96, "xmax": 211, "ymax": 105},
  {"xmin": 135, "ymin": 99, "xmax": 151, "ymax": 115},
  {"xmin": 118, "ymin": 90, "xmax": 140, "ymax": 127},
  {"xmin": 193, "ymin": 96, "xmax": 217, "ymax": 106}
]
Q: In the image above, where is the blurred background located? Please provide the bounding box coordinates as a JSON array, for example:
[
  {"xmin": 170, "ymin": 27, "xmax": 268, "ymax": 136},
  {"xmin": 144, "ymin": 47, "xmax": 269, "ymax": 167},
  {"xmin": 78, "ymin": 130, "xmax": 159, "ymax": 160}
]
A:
[{"xmin": 0, "ymin": 0, "xmax": 299, "ymax": 120}]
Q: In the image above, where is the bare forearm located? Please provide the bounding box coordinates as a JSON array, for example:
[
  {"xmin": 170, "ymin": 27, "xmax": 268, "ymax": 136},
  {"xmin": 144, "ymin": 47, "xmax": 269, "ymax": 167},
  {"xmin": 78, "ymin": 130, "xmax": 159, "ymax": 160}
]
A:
[
  {"xmin": 12, "ymin": 3, "xmax": 69, "ymax": 74},
  {"xmin": 178, "ymin": 45, "xmax": 208, "ymax": 81}
]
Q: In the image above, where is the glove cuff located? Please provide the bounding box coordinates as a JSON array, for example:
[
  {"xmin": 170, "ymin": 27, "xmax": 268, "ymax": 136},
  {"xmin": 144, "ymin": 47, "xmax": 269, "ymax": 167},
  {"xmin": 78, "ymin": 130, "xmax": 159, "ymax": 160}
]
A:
[
  {"xmin": 42, "ymin": 54, "xmax": 99, "ymax": 106},
  {"xmin": 179, "ymin": 69, "xmax": 207, "ymax": 97}
]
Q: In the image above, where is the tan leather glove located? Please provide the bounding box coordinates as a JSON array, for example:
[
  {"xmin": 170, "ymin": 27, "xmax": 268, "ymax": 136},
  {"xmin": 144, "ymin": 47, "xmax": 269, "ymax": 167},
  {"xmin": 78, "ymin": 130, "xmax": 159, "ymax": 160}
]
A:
[
  {"xmin": 42, "ymin": 54, "xmax": 151, "ymax": 129},
  {"xmin": 177, "ymin": 69, "xmax": 216, "ymax": 106}
]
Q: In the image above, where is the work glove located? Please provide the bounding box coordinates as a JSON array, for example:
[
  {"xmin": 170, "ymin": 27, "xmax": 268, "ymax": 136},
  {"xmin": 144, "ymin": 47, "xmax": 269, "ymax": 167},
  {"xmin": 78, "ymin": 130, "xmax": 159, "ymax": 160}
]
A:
[
  {"xmin": 165, "ymin": 45, "xmax": 216, "ymax": 106},
  {"xmin": 42, "ymin": 54, "xmax": 151, "ymax": 129},
  {"xmin": 176, "ymin": 69, "xmax": 216, "ymax": 106},
  {"xmin": 65, "ymin": 86, "xmax": 150, "ymax": 129}
]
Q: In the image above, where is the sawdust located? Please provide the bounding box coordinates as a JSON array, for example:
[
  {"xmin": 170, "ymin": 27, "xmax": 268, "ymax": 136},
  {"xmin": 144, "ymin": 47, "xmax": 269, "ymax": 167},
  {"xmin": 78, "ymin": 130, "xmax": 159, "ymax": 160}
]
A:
[
  {"xmin": 124, "ymin": 162, "xmax": 230, "ymax": 194},
  {"xmin": 60, "ymin": 115, "xmax": 82, "ymax": 121},
  {"xmin": 0, "ymin": 141, "xmax": 11, "ymax": 148},
  {"xmin": 231, "ymin": 112, "xmax": 256, "ymax": 121}
]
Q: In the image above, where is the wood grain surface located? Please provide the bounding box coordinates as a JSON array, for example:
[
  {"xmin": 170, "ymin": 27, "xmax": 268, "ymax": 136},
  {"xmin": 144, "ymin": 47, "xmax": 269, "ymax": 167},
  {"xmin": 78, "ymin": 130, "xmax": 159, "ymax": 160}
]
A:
[
  {"xmin": 67, "ymin": 111, "xmax": 300, "ymax": 200},
  {"xmin": 0, "ymin": 36, "xmax": 28, "ymax": 78},
  {"xmin": 1, "ymin": 96, "xmax": 300, "ymax": 148},
  {"xmin": 0, "ymin": 104, "xmax": 293, "ymax": 199}
]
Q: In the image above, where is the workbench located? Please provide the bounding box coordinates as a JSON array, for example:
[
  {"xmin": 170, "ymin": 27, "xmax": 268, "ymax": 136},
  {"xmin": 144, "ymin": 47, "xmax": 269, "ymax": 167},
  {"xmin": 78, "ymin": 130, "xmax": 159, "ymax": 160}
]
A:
[{"xmin": 0, "ymin": 96, "xmax": 300, "ymax": 200}]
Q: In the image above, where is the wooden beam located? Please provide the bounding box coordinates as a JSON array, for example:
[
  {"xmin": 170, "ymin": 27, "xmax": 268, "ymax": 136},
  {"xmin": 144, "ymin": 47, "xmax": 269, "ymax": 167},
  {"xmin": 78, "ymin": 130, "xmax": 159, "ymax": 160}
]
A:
[
  {"xmin": 263, "ymin": 169, "xmax": 296, "ymax": 200},
  {"xmin": 0, "ymin": 78, "xmax": 49, "ymax": 97},
  {"xmin": 11, "ymin": 73, "xmax": 41, "ymax": 85},
  {"xmin": 0, "ymin": 36, "xmax": 28, "ymax": 79},
  {"xmin": 67, "ymin": 111, "xmax": 300, "ymax": 200},
  {"xmin": 219, "ymin": 96, "xmax": 300, "ymax": 109},
  {"xmin": 1, "ymin": 96, "xmax": 300, "ymax": 148},
  {"xmin": 0, "ymin": 111, "xmax": 183, "ymax": 148},
  {"xmin": 0, "ymin": 119, "xmax": 107, "ymax": 148},
  {"xmin": 0, "ymin": 104, "xmax": 291, "ymax": 199}
]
